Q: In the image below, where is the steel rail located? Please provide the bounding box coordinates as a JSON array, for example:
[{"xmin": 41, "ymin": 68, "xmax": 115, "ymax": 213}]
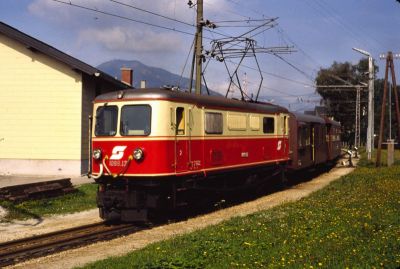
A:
[{"xmin": 0, "ymin": 222, "xmax": 143, "ymax": 267}]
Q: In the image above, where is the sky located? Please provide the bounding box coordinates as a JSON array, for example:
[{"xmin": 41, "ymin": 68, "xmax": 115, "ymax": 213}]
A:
[{"xmin": 1, "ymin": 0, "xmax": 400, "ymax": 112}]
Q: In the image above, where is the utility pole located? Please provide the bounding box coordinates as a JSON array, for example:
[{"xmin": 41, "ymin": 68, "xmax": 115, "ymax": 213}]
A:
[
  {"xmin": 376, "ymin": 51, "xmax": 400, "ymax": 166},
  {"xmin": 195, "ymin": 0, "xmax": 203, "ymax": 95},
  {"xmin": 352, "ymin": 48, "xmax": 374, "ymax": 160}
]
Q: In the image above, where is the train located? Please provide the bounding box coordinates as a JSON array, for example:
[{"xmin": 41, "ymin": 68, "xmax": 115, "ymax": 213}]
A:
[{"xmin": 89, "ymin": 88, "xmax": 341, "ymax": 222}]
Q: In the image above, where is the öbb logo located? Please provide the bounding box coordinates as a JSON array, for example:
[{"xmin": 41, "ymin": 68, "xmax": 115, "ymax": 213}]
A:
[
  {"xmin": 110, "ymin": 146, "xmax": 127, "ymax": 160},
  {"xmin": 277, "ymin": 140, "xmax": 282, "ymax": 151}
]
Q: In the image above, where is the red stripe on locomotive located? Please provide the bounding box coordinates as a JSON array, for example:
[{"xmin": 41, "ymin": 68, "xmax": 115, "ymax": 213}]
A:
[{"xmin": 92, "ymin": 137, "xmax": 289, "ymax": 176}]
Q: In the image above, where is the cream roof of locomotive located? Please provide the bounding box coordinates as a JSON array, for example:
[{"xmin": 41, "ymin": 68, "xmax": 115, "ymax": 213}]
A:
[{"xmin": 94, "ymin": 88, "xmax": 289, "ymax": 114}]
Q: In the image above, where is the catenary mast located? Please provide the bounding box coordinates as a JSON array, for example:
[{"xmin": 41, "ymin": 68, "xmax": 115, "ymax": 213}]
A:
[{"xmin": 194, "ymin": 0, "xmax": 203, "ymax": 95}]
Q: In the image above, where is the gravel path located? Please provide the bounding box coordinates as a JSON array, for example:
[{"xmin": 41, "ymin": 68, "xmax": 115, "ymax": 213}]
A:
[{"xmin": 5, "ymin": 163, "xmax": 355, "ymax": 269}]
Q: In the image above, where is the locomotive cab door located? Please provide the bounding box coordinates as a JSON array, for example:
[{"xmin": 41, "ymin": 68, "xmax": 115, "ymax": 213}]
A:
[{"xmin": 174, "ymin": 106, "xmax": 190, "ymax": 173}]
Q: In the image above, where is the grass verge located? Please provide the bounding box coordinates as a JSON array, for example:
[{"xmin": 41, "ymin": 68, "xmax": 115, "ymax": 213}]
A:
[
  {"xmin": 0, "ymin": 183, "xmax": 97, "ymax": 222},
  {"xmin": 357, "ymin": 147, "xmax": 400, "ymax": 167},
  {"xmin": 82, "ymin": 161, "xmax": 400, "ymax": 268}
]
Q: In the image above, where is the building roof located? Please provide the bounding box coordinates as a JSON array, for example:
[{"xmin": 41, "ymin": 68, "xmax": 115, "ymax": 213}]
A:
[
  {"xmin": 0, "ymin": 21, "xmax": 129, "ymax": 89},
  {"xmin": 95, "ymin": 88, "xmax": 289, "ymax": 114}
]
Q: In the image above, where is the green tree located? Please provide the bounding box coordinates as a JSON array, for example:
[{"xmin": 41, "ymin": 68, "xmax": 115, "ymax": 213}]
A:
[{"xmin": 315, "ymin": 59, "xmax": 378, "ymax": 144}]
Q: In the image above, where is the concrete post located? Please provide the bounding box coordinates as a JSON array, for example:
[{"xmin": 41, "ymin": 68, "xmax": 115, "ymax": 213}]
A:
[
  {"xmin": 352, "ymin": 48, "xmax": 374, "ymax": 160},
  {"xmin": 368, "ymin": 56, "xmax": 375, "ymax": 159}
]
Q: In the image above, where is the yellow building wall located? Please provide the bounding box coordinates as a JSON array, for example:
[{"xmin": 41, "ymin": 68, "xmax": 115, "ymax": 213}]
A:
[{"xmin": 0, "ymin": 34, "xmax": 82, "ymax": 161}]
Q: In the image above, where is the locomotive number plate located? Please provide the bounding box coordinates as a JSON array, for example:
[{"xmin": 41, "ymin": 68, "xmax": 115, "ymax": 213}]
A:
[{"xmin": 109, "ymin": 160, "xmax": 128, "ymax": 167}]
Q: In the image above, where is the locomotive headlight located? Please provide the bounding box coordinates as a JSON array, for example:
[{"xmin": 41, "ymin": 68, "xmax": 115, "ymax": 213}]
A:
[
  {"xmin": 133, "ymin": 148, "xmax": 144, "ymax": 160},
  {"xmin": 93, "ymin": 149, "xmax": 102, "ymax": 160}
]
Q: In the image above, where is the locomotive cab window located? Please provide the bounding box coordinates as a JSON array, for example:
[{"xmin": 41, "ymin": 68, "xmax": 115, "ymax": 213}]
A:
[
  {"xmin": 120, "ymin": 105, "xmax": 151, "ymax": 136},
  {"xmin": 176, "ymin": 107, "xmax": 185, "ymax": 135},
  {"xmin": 205, "ymin": 112, "xmax": 223, "ymax": 134},
  {"xmin": 95, "ymin": 105, "xmax": 118, "ymax": 136},
  {"xmin": 263, "ymin": 117, "xmax": 275, "ymax": 134}
]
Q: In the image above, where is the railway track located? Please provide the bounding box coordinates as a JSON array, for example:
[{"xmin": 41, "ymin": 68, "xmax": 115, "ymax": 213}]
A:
[{"xmin": 0, "ymin": 222, "xmax": 143, "ymax": 267}]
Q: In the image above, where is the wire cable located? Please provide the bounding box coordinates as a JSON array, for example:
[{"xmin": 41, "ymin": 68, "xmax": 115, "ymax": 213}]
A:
[
  {"xmin": 110, "ymin": 0, "xmax": 195, "ymax": 27},
  {"xmin": 272, "ymin": 54, "xmax": 315, "ymax": 82},
  {"xmin": 177, "ymin": 38, "xmax": 195, "ymax": 88},
  {"xmin": 52, "ymin": 0, "xmax": 197, "ymax": 37}
]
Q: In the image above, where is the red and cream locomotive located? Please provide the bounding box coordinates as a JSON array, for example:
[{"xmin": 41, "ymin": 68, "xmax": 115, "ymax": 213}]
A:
[
  {"xmin": 90, "ymin": 88, "xmax": 293, "ymax": 221},
  {"xmin": 90, "ymin": 88, "xmax": 341, "ymax": 222}
]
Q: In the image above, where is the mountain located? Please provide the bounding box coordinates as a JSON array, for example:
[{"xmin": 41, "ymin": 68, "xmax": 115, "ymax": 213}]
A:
[{"xmin": 97, "ymin": 59, "xmax": 219, "ymax": 95}]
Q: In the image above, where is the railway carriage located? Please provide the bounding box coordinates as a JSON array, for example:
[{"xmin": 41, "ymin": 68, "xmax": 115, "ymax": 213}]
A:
[
  {"xmin": 91, "ymin": 88, "xmax": 291, "ymax": 221},
  {"xmin": 288, "ymin": 112, "xmax": 341, "ymax": 171}
]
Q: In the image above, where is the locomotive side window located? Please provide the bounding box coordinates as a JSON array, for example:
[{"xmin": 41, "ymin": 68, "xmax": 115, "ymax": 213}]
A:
[
  {"xmin": 227, "ymin": 113, "xmax": 246, "ymax": 131},
  {"xmin": 205, "ymin": 112, "xmax": 223, "ymax": 134},
  {"xmin": 95, "ymin": 105, "xmax": 118, "ymax": 136},
  {"xmin": 263, "ymin": 117, "xmax": 274, "ymax": 134},
  {"xmin": 176, "ymin": 107, "xmax": 185, "ymax": 135},
  {"xmin": 120, "ymin": 105, "xmax": 151, "ymax": 136},
  {"xmin": 249, "ymin": 115, "xmax": 260, "ymax": 131}
]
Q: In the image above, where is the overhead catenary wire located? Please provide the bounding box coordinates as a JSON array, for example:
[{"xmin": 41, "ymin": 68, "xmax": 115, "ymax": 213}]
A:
[
  {"xmin": 245, "ymin": 80, "xmax": 318, "ymax": 98},
  {"xmin": 274, "ymin": 26, "xmax": 322, "ymax": 74},
  {"xmin": 62, "ymin": 0, "xmax": 276, "ymax": 45},
  {"xmin": 177, "ymin": 38, "xmax": 196, "ymax": 89},
  {"xmin": 112, "ymin": 0, "xmax": 278, "ymax": 42},
  {"xmin": 54, "ymin": 0, "xmax": 322, "ymax": 102},
  {"xmin": 317, "ymin": 0, "xmax": 385, "ymax": 51},
  {"xmin": 220, "ymin": 0, "xmax": 319, "ymax": 83},
  {"xmin": 303, "ymin": 0, "xmax": 382, "ymax": 53},
  {"xmin": 223, "ymin": 0, "xmax": 320, "ymax": 67},
  {"xmin": 225, "ymin": 59, "xmax": 315, "ymax": 88},
  {"xmin": 110, "ymin": 0, "xmax": 195, "ymax": 27},
  {"xmin": 50, "ymin": 0, "xmax": 244, "ymax": 42},
  {"xmin": 203, "ymin": 1, "xmax": 254, "ymax": 21},
  {"xmin": 272, "ymin": 54, "xmax": 315, "ymax": 82},
  {"xmin": 51, "ymin": 0, "xmax": 197, "ymax": 37},
  {"xmin": 213, "ymin": 18, "xmax": 274, "ymax": 23}
]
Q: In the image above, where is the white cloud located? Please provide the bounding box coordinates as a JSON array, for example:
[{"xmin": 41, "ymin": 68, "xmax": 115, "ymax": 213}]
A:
[
  {"xmin": 28, "ymin": 0, "xmax": 190, "ymax": 55},
  {"xmin": 28, "ymin": 0, "xmax": 196, "ymax": 26},
  {"xmin": 28, "ymin": 0, "xmax": 71, "ymax": 22},
  {"xmin": 78, "ymin": 26, "xmax": 183, "ymax": 53}
]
